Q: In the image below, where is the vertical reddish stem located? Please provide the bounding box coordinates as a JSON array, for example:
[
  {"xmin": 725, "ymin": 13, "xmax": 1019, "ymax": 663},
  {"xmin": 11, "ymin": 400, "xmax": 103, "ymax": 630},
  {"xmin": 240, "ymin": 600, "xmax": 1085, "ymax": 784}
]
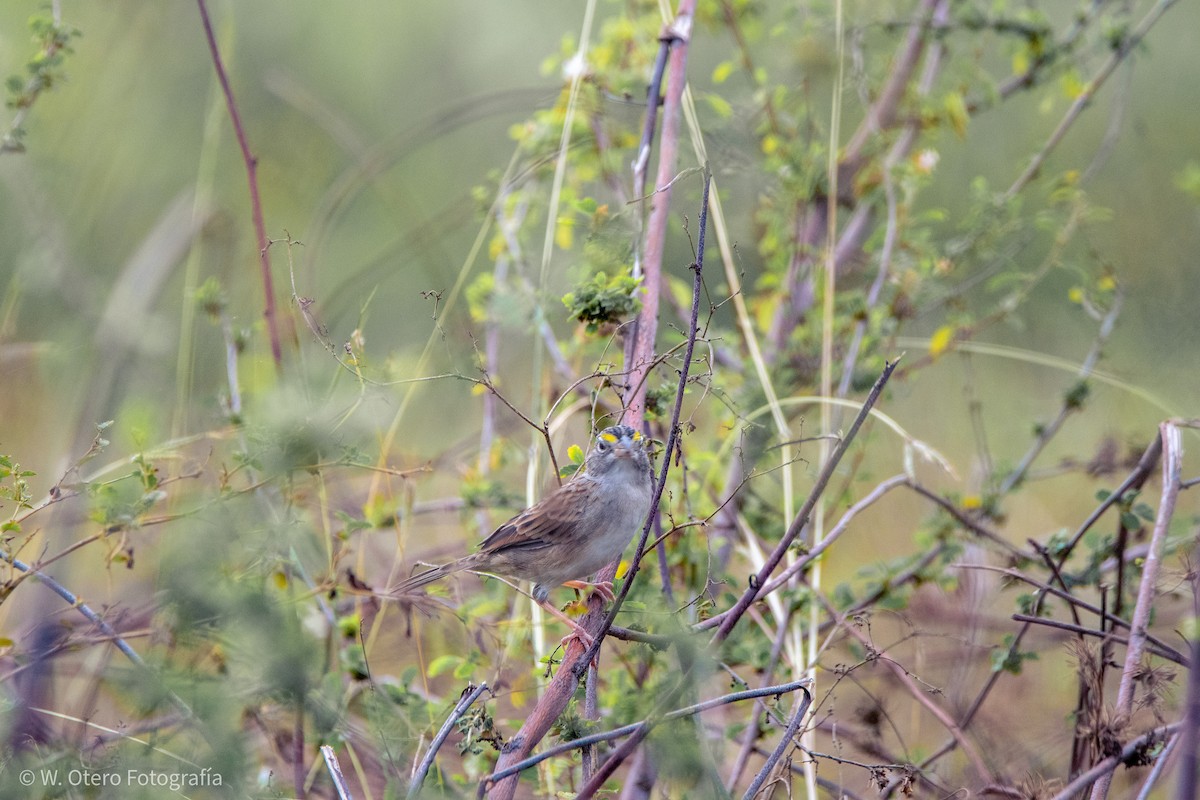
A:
[
  {"xmin": 196, "ymin": 0, "xmax": 284, "ymax": 369},
  {"xmin": 483, "ymin": 7, "xmax": 696, "ymax": 797},
  {"xmin": 623, "ymin": 7, "xmax": 694, "ymax": 421}
]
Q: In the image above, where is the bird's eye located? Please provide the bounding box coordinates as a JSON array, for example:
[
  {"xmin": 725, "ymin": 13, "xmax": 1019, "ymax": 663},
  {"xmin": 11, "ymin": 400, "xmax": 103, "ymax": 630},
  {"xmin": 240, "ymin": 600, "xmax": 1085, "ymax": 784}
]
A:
[{"xmin": 595, "ymin": 440, "xmax": 610, "ymax": 452}]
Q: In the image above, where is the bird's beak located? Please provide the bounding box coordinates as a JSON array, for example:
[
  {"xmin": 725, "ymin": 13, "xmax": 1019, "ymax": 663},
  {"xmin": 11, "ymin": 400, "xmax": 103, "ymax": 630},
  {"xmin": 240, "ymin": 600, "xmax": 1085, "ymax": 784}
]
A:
[{"xmin": 614, "ymin": 435, "xmax": 639, "ymax": 458}]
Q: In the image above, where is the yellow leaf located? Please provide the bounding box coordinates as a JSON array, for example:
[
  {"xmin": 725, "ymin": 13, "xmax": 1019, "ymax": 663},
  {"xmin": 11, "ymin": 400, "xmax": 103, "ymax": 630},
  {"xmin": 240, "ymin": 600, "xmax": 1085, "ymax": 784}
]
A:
[
  {"xmin": 1012, "ymin": 50, "xmax": 1029, "ymax": 76},
  {"xmin": 615, "ymin": 559, "xmax": 630, "ymax": 580},
  {"xmin": 1068, "ymin": 287, "xmax": 1084, "ymax": 304},
  {"xmin": 510, "ymin": 670, "xmax": 534, "ymax": 709},
  {"xmin": 555, "ymin": 215, "xmax": 575, "ymax": 250},
  {"xmin": 567, "ymin": 444, "xmax": 584, "ymax": 464},
  {"xmin": 761, "ymin": 134, "xmax": 779, "ymax": 155},
  {"xmin": 712, "ymin": 60, "xmax": 734, "ymax": 84},
  {"xmin": 1097, "ymin": 275, "xmax": 1116, "ymax": 292},
  {"xmin": 488, "ymin": 233, "xmax": 506, "ymax": 261},
  {"xmin": 272, "ymin": 571, "xmax": 289, "ymax": 590},
  {"xmin": 929, "ymin": 325, "xmax": 955, "ymax": 358},
  {"xmin": 943, "ymin": 91, "xmax": 969, "ymax": 139},
  {"xmin": 962, "ymin": 495, "xmax": 982, "ymax": 510},
  {"xmin": 1061, "ymin": 69, "xmax": 1087, "ymax": 100},
  {"xmin": 564, "ymin": 599, "xmax": 586, "ymax": 616}
]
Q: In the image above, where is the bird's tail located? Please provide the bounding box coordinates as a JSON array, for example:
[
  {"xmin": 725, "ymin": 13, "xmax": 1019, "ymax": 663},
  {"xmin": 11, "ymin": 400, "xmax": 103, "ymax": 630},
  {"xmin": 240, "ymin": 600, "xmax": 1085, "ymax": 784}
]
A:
[{"xmin": 391, "ymin": 558, "xmax": 474, "ymax": 596}]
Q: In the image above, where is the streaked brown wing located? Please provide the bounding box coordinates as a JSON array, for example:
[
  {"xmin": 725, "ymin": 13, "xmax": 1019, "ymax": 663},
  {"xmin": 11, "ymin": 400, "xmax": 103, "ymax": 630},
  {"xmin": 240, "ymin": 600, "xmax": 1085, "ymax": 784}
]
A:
[{"xmin": 478, "ymin": 481, "xmax": 588, "ymax": 555}]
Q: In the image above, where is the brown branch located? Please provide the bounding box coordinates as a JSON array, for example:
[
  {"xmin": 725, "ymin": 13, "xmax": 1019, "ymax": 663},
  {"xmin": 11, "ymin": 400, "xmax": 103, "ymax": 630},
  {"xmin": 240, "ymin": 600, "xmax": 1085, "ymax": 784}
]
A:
[
  {"xmin": 1055, "ymin": 434, "xmax": 1162, "ymax": 570},
  {"xmin": 838, "ymin": 614, "xmax": 995, "ymax": 785},
  {"xmin": 195, "ymin": 0, "xmax": 284, "ymax": 368},
  {"xmin": 958, "ymin": 564, "xmax": 1183, "ymax": 666},
  {"xmin": 725, "ymin": 603, "xmax": 799, "ymax": 790},
  {"xmin": 841, "ymin": 0, "xmax": 942, "ymax": 171}
]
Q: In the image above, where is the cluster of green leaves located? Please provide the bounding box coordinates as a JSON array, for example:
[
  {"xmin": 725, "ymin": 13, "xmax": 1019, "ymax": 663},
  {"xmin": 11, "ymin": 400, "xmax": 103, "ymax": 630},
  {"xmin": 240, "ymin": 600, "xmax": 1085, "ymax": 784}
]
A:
[
  {"xmin": 561, "ymin": 269, "xmax": 642, "ymax": 333},
  {"xmin": 0, "ymin": 454, "xmax": 35, "ymax": 533},
  {"xmin": 3, "ymin": 13, "xmax": 80, "ymax": 150}
]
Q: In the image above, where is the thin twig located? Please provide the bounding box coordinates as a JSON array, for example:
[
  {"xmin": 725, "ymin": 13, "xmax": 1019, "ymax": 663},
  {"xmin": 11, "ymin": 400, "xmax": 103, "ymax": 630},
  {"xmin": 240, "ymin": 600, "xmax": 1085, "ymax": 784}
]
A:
[
  {"xmin": 575, "ymin": 721, "xmax": 651, "ymax": 799},
  {"xmin": 1005, "ymin": 0, "xmax": 1182, "ymax": 199},
  {"xmin": 999, "ymin": 290, "xmax": 1124, "ymax": 495},
  {"xmin": 320, "ymin": 745, "xmax": 353, "ymax": 800},
  {"xmin": 408, "ymin": 682, "xmax": 490, "ymax": 799},
  {"xmin": 1011, "ymin": 614, "xmax": 1187, "ymax": 667},
  {"xmin": 711, "ymin": 358, "xmax": 899, "ymax": 643},
  {"xmin": 725, "ymin": 608, "xmax": 796, "ymax": 790},
  {"xmin": 0, "ymin": 551, "xmax": 193, "ymax": 720},
  {"xmin": 741, "ymin": 686, "xmax": 813, "ymax": 799},
  {"xmin": 837, "ymin": 602, "xmax": 995, "ymax": 784},
  {"xmin": 1137, "ymin": 731, "xmax": 1178, "ymax": 800},
  {"xmin": 1056, "ymin": 434, "xmax": 1163, "ymax": 569},
  {"xmin": 959, "ymin": 564, "xmax": 1184, "ymax": 664}
]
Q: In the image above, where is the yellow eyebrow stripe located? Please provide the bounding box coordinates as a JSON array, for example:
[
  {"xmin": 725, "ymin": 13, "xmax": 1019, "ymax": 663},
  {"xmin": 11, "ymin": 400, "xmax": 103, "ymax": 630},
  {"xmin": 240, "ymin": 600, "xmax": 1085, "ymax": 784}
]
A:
[{"xmin": 599, "ymin": 433, "xmax": 619, "ymax": 443}]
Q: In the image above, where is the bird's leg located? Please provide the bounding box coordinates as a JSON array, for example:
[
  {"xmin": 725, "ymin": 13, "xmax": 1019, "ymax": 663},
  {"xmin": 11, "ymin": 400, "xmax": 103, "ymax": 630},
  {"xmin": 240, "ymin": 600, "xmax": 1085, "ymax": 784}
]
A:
[
  {"xmin": 562, "ymin": 579, "xmax": 615, "ymax": 603},
  {"xmin": 535, "ymin": 599, "xmax": 594, "ymax": 647},
  {"xmin": 535, "ymin": 600, "xmax": 602, "ymax": 665}
]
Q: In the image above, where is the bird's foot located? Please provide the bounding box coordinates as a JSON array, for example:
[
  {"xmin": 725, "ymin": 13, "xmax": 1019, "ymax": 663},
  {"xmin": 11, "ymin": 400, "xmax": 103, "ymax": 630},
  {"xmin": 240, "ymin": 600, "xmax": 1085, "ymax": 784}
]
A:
[
  {"xmin": 562, "ymin": 579, "xmax": 616, "ymax": 603},
  {"xmin": 537, "ymin": 600, "xmax": 601, "ymax": 665}
]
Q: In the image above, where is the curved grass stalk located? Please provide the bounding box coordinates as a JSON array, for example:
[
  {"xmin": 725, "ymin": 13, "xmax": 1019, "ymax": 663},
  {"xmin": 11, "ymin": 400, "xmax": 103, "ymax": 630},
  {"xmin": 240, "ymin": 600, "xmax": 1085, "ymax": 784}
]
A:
[
  {"xmin": 721, "ymin": 395, "xmax": 957, "ymax": 481},
  {"xmin": 894, "ymin": 337, "xmax": 1178, "ymax": 418}
]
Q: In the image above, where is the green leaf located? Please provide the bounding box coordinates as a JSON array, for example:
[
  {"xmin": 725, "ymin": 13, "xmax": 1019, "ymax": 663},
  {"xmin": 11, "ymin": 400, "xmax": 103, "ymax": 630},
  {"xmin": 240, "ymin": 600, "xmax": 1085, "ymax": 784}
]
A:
[
  {"xmin": 705, "ymin": 93, "xmax": 733, "ymax": 119},
  {"xmin": 427, "ymin": 654, "xmax": 463, "ymax": 678}
]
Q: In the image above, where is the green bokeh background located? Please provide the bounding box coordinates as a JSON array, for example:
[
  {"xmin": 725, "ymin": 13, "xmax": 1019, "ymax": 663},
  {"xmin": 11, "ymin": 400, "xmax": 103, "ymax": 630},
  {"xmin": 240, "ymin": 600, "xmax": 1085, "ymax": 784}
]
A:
[{"xmin": 1, "ymin": 1, "xmax": 1198, "ymax": 793}]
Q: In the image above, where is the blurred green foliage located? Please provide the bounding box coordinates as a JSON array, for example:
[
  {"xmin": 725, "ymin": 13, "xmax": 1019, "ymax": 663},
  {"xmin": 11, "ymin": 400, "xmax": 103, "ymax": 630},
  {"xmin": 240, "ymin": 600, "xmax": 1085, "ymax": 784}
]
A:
[{"xmin": 0, "ymin": 0, "xmax": 1197, "ymax": 797}]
